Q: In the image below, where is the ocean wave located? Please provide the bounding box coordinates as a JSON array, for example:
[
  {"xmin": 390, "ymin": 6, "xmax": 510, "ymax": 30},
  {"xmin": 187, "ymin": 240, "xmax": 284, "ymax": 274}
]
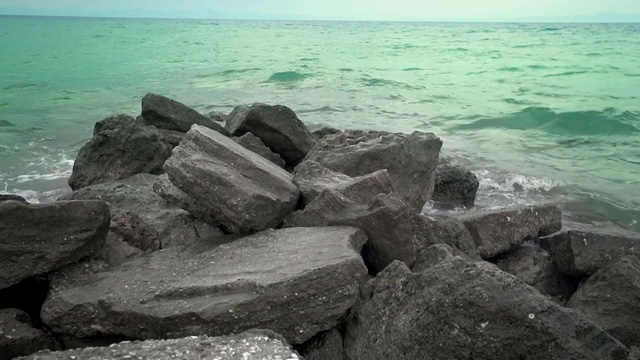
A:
[
  {"xmin": 544, "ymin": 70, "xmax": 589, "ymax": 77},
  {"xmin": 476, "ymin": 169, "xmax": 563, "ymax": 193},
  {"xmin": 266, "ymin": 71, "xmax": 308, "ymax": 82},
  {"xmin": 0, "ymin": 120, "xmax": 15, "ymax": 127},
  {"xmin": 220, "ymin": 68, "xmax": 262, "ymax": 75}
]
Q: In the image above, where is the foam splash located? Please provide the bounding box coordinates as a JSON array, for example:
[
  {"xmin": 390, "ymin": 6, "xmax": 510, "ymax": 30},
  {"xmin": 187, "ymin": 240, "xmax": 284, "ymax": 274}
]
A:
[{"xmin": 475, "ymin": 169, "xmax": 563, "ymax": 193}]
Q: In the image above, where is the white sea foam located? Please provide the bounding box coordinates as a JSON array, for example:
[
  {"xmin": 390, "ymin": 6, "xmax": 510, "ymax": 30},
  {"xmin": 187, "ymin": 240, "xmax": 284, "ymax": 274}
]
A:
[
  {"xmin": 475, "ymin": 169, "xmax": 563, "ymax": 193},
  {"xmin": 10, "ymin": 158, "xmax": 74, "ymax": 183}
]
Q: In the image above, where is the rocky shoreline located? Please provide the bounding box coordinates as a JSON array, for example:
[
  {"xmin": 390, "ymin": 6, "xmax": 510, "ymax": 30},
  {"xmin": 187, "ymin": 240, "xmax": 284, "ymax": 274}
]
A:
[{"xmin": 1, "ymin": 94, "xmax": 639, "ymax": 359}]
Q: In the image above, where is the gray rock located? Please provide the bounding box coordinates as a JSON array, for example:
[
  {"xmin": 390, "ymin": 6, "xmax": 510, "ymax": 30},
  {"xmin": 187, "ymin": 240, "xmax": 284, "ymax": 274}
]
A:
[
  {"xmin": 99, "ymin": 235, "xmax": 143, "ymax": 268},
  {"xmin": 548, "ymin": 229, "xmax": 640, "ymax": 277},
  {"xmin": 412, "ymin": 244, "xmax": 475, "ymax": 272},
  {"xmin": 432, "ymin": 155, "xmax": 479, "ymax": 207},
  {"xmin": 300, "ymin": 329, "xmax": 343, "ymax": 360},
  {"xmin": 0, "ymin": 309, "xmax": 54, "ymax": 360},
  {"xmin": 568, "ymin": 256, "xmax": 640, "ymax": 348},
  {"xmin": 162, "ymin": 125, "xmax": 300, "ymax": 233},
  {"xmin": 344, "ymin": 259, "xmax": 629, "ymax": 360},
  {"xmin": 226, "ymin": 103, "xmax": 317, "ymax": 166},
  {"xmin": 413, "ymin": 214, "xmax": 480, "ymax": 259},
  {"xmin": 141, "ymin": 93, "xmax": 229, "ymax": 135},
  {"xmin": 157, "ymin": 128, "xmax": 186, "ymax": 147},
  {"xmin": 68, "ymin": 114, "xmax": 172, "ymax": 190},
  {"xmin": 304, "ymin": 130, "xmax": 442, "ymax": 213},
  {"xmin": 16, "ymin": 329, "xmax": 300, "ymax": 360},
  {"xmin": 99, "ymin": 212, "xmax": 161, "ymax": 267},
  {"xmin": 204, "ymin": 111, "xmax": 228, "ymax": 123},
  {"xmin": 232, "ymin": 132, "xmax": 286, "ymax": 168},
  {"xmin": 0, "ymin": 200, "xmax": 110, "ymax": 290},
  {"xmin": 308, "ymin": 124, "xmax": 341, "ymax": 140},
  {"xmin": 456, "ymin": 204, "xmax": 562, "ymax": 259},
  {"xmin": 41, "ymin": 227, "xmax": 367, "ymax": 345},
  {"xmin": 0, "ymin": 194, "xmax": 27, "ymax": 203}
]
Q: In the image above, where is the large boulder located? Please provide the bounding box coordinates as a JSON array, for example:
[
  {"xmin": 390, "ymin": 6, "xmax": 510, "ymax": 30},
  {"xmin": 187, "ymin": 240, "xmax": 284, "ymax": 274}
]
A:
[
  {"xmin": 413, "ymin": 214, "xmax": 480, "ymax": 259},
  {"xmin": 300, "ymin": 329, "xmax": 344, "ymax": 360},
  {"xmin": 232, "ymin": 132, "xmax": 286, "ymax": 168},
  {"xmin": 568, "ymin": 256, "xmax": 640, "ymax": 348},
  {"xmin": 456, "ymin": 204, "xmax": 562, "ymax": 259},
  {"xmin": 432, "ymin": 155, "xmax": 479, "ymax": 207},
  {"xmin": 68, "ymin": 114, "xmax": 172, "ymax": 190},
  {"xmin": 41, "ymin": 227, "xmax": 368, "ymax": 345},
  {"xmin": 99, "ymin": 212, "xmax": 161, "ymax": 267},
  {"xmin": 304, "ymin": 130, "xmax": 442, "ymax": 212},
  {"xmin": 161, "ymin": 125, "xmax": 300, "ymax": 233},
  {"xmin": 0, "ymin": 194, "xmax": 27, "ymax": 203},
  {"xmin": 344, "ymin": 256, "xmax": 629, "ymax": 360},
  {"xmin": 225, "ymin": 103, "xmax": 317, "ymax": 166},
  {"xmin": 17, "ymin": 330, "xmax": 300, "ymax": 360},
  {"xmin": 0, "ymin": 309, "xmax": 54, "ymax": 360},
  {"xmin": 548, "ymin": 229, "xmax": 640, "ymax": 277},
  {"xmin": 0, "ymin": 200, "xmax": 110, "ymax": 290},
  {"xmin": 140, "ymin": 93, "xmax": 229, "ymax": 135}
]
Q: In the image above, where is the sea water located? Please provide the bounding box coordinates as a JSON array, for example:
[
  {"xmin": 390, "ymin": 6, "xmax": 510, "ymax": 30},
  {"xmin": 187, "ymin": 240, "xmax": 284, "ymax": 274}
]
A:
[{"xmin": 1, "ymin": 16, "xmax": 638, "ymax": 232}]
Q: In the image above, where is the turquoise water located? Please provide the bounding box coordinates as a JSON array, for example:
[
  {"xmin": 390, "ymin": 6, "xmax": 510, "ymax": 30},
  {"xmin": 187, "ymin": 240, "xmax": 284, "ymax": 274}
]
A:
[{"xmin": 1, "ymin": 16, "xmax": 639, "ymax": 232}]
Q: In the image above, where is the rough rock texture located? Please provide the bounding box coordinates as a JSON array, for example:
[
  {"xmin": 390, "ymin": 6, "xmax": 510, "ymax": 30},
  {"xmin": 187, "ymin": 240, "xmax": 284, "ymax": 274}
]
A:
[
  {"xmin": 412, "ymin": 244, "xmax": 475, "ymax": 273},
  {"xmin": 548, "ymin": 229, "xmax": 640, "ymax": 277},
  {"xmin": 413, "ymin": 214, "xmax": 480, "ymax": 260},
  {"xmin": 157, "ymin": 128, "xmax": 185, "ymax": 147},
  {"xmin": 59, "ymin": 174, "xmax": 223, "ymax": 248},
  {"xmin": 67, "ymin": 114, "xmax": 172, "ymax": 190},
  {"xmin": 432, "ymin": 155, "xmax": 479, "ymax": 207},
  {"xmin": 344, "ymin": 258, "xmax": 629, "ymax": 360},
  {"xmin": 0, "ymin": 200, "xmax": 110, "ymax": 290},
  {"xmin": 232, "ymin": 132, "xmax": 286, "ymax": 168},
  {"xmin": 0, "ymin": 309, "xmax": 54, "ymax": 360},
  {"xmin": 162, "ymin": 125, "xmax": 300, "ymax": 233},
  {"xmin": 494, "ymin": 245, "xmax": 577, "ymax": 304},
  {"xmin": 42, "ymin": 227, "xmax": 368, "ymax": 345},
  {"xmin": 299, "ymin": 329, "xmax": 343, "ymax": 360},
  {"xmin": 204, "ymin": 111, "xmax": 228, "ymax": 123},
  {"xmin": 141, "ymin": 93, "xmax": 229, "ymax": 135},
  {"xmin": 568, "ymin": 256, "xmax": 640, "ymax": 348},
  {"xmin": 456, "ymin": 204, "xmax": 563, "ymax": 259},
  {"xmin": 308, "ymin": 124, "xmax": 341, "ymax": 140},
  {"xmin": 16, "ymin": 330, "xmax": 300, "ymax": 360},
  {"xmin": 225, "ymin": 103, "xmax": 317, "ymax": 166},
  {"xmin": 293, "ymin": 160, "xmax": 395, "ymax": 206},
  {"xmin": 99, "ymin": 212, "xmax": 161, "ymax": 267},
  {"xmin": 304, "ymin": 130, "xmax": 442, "ymax": 212},
  {"xmin": 0, "ymin": 194, "xmax": 27, "ymax": 203}
]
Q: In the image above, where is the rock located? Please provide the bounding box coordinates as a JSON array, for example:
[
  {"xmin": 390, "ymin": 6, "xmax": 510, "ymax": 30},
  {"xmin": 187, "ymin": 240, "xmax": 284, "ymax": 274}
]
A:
[
  {"xmin": 308, "ymin": 124, "xmax": 341, "ymax": 140},
  {"xmin": 0, "ymin": 200, "xmax": 110, "ymax": 290},
  {"xmin": 225, "ymin": 103, "xmax": 317, "ymax": 166},
  {"xmin": 99, "ymin": 235, "xmax": 143, "ymax": 267},
  {"xmin": 16, "ymin": 329, "xmax": 300, "ymax": 360},
  {"xmin": 299, "ymin": 329, "xmax": 344, "ymax": 360},
  {"xmin": 432, "ymin": 155, "xmax": 479, "ymax": 207},
  {"xmin": 41, "ymin": 227, "xmax": 367, "ymax": 345},
  {"xmin": 140, "ymin": 93, "xmax": 229, "ymax": 135},
  {"xmin": 0, "ymin": 309, "xmax": 54, "ymax": 360},
  {"xmin": 293, "ymin": 160, "xmax": 395, "ymax": 206},
  {"xmin": 548, "ymin": 229, "xmax": 640, "ymax": 277},
  {"xmin": 68, "ymin": 114, "xmax": 172, "ymax": 190},
  {"xmin": 494, "ymin": 245, "xmax": 577, "ymax": 304},
  {"xmin": 98, "ymin": 212, "xmax": 161, "ymax": 267},
  {"xmin": 456, "ymin": 204, "xmax": 562, "ymax": 259},
  {"xmin": 568, "ymin": 256, "xmax": 640, "ymax": 348},
  {"xmin": 204, "ymin": 111, "xmax": 228, "ymax": 123},
  {"xmin": 412, "ymin": 244, "xmax": 474, "ymax": 272},
  {"xmin": 232, "ymin": 132, "xmax": 286, "ymax": 168},
  {"xmin": 413, "ymin": 214, "xmax": 480, "ymax": 259},
  {"xmin": 162, "ymin": 125, "xmax": 300, "ymax": 233},
  {"xmin": 59, "ymin": 174, "xmax": 223, "ymax": 248},
  {"xmin": 344, "ymin": 259, "xmax": 629, "ymax": 360},
  {"xmin": 304, "ymin": 130, "xmax": 442, "ymax": 212},
  {"xmin": 157, "ymin": 128, "xmax": 185, "ymax": 147},
  {"xmin": 0, "ymin": 194, "xmax": 27, "ymax": 203}
]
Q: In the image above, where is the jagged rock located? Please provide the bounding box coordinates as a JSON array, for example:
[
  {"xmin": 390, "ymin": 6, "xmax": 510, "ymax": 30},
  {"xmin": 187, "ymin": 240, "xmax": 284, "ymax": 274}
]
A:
[
  {"xmin": 456, "ymin": 204, "xmax": 562, "ymax": 259},
  {"xmin": 140, "ymin": 93, "xmax": 229, "ymax": 135},
  {"xmin": 59, "ymin": 174, "xmax": 223, "ymax": 248},
  {"xmin": 68, "ymin": 114, "xmax": 172, "ymax": 190},
  {"xmin": 432, "ymin": 155, "xmax": 479, "ymax": 207},
  {"xmin": 232, "ymin": 132, "xmax": 286, "ymax": 168},
  {"xmin": 16, "ymin": 330, "xmax": 300, "ymax": 360},
  {"xmin": 162, "ymin": 125, "xmax": 300, "ymax": 233},
  {"xmin": 0, "ymin": 194, "xmax": 27, "ymax": 203},
  {"xmin": 299, "ymin": 329, "xmax": 344, "ymax": 360},
  {"xmin": 412, "ymin": 244, "xmax": 475, "ymax": 272},
  {"xmin": 204, "ymin": 111, "xmax": 228, "ymax": 123},
  {"xmin": 157, "ymin": 128, "xmax": 185, "ymax": 147},
  {"xmin": 568, "ymin": 256, "xmax": 640, "ymax": 348},
  {"xmin": 0, "ymin": 200, "xmax": 110, "ymax": 290},
  {"xmin": 0, "ymin": 309, "xmax": 54, "ymax": 360},
  {"xmin": 225, "ymin": 103, "xmax": 316, "ymax": 166},
  {"xmin": 344, "ymin": 258, "xmax": 629, "ymax": 360},
  {"xmin": 413, "ymin": 214, "xmax": 480, "ymax": 259},
  {"xmin": 548, "ymin": 229, "xmax": 640, "ymax": 277},
  {"xmin": 98, "ymin": 212, "xmax": 161, "ymax": 267},
  {"xmin": 304, "ymin": 130, "xmax": 442, "ymax": 212},
  {"xmin": 42, "ymin": 227, "xmax": 367, "ymax": 345},
  {"xmin": 308, "ymin": 124, "xmax": 341, "ymax": 140}
]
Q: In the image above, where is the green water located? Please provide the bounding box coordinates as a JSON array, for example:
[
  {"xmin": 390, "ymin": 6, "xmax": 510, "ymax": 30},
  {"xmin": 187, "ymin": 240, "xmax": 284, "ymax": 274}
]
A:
[{"xmin": 1, "ymin": 16, "xmax": 639, "ymax": 232}]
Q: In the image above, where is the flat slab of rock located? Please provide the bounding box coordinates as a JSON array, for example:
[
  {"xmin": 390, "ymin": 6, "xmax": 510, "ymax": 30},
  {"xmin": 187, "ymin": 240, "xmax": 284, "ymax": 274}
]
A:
[
  {"xmin": 456, "ymin": 204, "xmax": 562, "ymax": 259},
  {"xmin": 162, "ymin": 125, "xmax": 300, "ymax": 233},
  {"xmin": 17, "ymin": 330, "xmax": 300, "ymax": 360},
  {"xmin": 141, "ymin": 93, "xmax": 229, "ymax": 135},
  {"xmin": 232, "ymin": 132, "xmax": 286, "ymax": 168},
  {"xmin": 548, "ymin": 229, "xmax": 640, "ymax": 277},
  {"xmin": 304, "ymin": 130, "xmax": 442, "ymax": 212},
  {"xmin": 0, "ymin": 200, "xmax": 110, "ymax": 290},
  {"xmin": 42, "ymin": 227, "xmax": 368, "ymax": 345},
  {"xmin": 432, "ymin": 155, "xmax": 479, "ymax": 207},
  {"xmin": 0, "ymin": 309, "xmax": 54, "ymax": 360}
]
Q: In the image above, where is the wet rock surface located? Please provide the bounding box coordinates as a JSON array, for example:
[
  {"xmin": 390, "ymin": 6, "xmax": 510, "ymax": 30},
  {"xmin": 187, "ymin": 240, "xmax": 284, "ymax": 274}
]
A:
[{"xmin": 141, "ymin": 93, "xmax": 229, "ymax": 135}]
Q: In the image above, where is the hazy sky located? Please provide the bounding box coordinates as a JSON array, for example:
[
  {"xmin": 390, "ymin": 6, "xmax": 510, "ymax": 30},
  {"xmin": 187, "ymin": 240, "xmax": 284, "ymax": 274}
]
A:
[{"xmin": 2, "ymin": 0, "xmax": 640, "ymax": 20}]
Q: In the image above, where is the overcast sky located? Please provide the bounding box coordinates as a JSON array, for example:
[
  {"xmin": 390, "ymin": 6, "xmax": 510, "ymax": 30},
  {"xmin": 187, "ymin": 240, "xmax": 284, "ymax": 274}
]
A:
[{"xmin": 2, "ymin": 0, "xmax": 640, "ymax": 20}]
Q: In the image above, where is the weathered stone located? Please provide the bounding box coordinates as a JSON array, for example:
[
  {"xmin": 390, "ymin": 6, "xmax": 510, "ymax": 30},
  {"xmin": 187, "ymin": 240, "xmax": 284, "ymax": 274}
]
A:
[
  {"xmin": 16, "ymin": 330, "xmax": 300, "ymax": 360},
  {"xmin": 162, "ymin": 125, "xmax": 300, "ymax": 233},
  {"xmin": 412, "ymin": 244, "xmax": 475, "ymax": 272},
  {"xmin": 68, "ymin": 114, "xmax": 172, "ymax": 190},
  {"xmin": 344, "ymin": 259, "xmax": 629, "ymax": 360},
  {"xmin": 456, "ymin": 204, "xmax": 562, "ymax": 259},
  {"xmin": 304, "ymin": 130, "xmax": 442, "ymax": 212},
  {"xmin": 308, "ymin": 124, "xmax": 341, "ymax": 140},
  {"xmin": 0, "ymin": 309, "xmax": 54, "ymax": 360},
  {"xmin": 0, "ymin": 194, "xmax": 27, "ymax": 203},
  {"xmin": 157, "ymin": 128, "xmax": 185, "ymax": 147},
  {"xmin": 42, "ymin": 227, "xmax": 367, "ymax": 345},
  {"xmin": 548, "ymin": 229, "xmax": 640, "ymax": 277},
  {"xmin": 432, "ymin": 155, "xmax": 479, "ymax": 207},
  {"xmin": 225, "ymin": 103, "xmax": 317, "ymax": 166},
  {"xmin": 568, "ymin": 256, "xmax": 640, "ymax": 348},
  {"xmin": 141, "ymin": 93, "xmax": 229, "ymax": 135},
  {"xmin": 232, "ymin": 132, "xmax": 286, "ymax": 168},
  {"xmin": 300, "ymin": 329, "xmax": 343, "ymax": 360},
  {"xmin": 99, "ymin": 235, "xmax": 143, "ymax": 267},
  {"xmin": 413, "ymin": 214, "xmax": 480, "ymax": 259},
  {"xmin": 204, "ymin": 111, "xmax": 228, "ymax": 123},
  {"xmin": 0, "ymin": 200, "xmax": 110, "ymax": 290},
  {"xmin": 99, "ymin": 213, "xmax": 160, "ymax": 267}
]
